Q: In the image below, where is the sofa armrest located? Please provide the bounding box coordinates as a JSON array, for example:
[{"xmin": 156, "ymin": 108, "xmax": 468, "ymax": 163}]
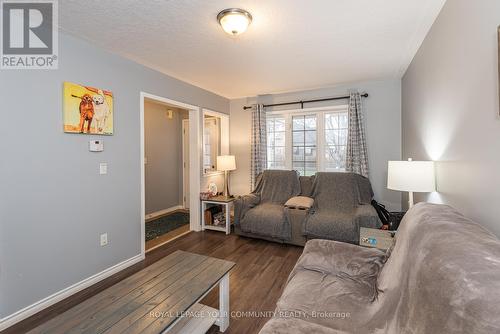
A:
[
  {"xmin": 284, "ymin": 196, "xmax": 314, "ymax": 210},
  {"xmin": 291, "ymin": 239, "xmax": 385, "ymax": 279},
  {"xmin": 234, "ymin": 194, "xmax": 260, "ymax": 224},
  {"xmin": 354, "ymin": 204, "xmax": 382, "ymax": 229}
]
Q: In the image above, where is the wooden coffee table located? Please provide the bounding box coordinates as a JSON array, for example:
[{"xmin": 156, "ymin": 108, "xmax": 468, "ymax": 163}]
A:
[{"xmin": 29, "ymin": 251, "xmax": 235, "ymax": 334}]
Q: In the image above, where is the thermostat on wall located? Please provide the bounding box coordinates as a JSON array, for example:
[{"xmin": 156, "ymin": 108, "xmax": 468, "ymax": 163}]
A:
[{"xmin": 89, "ymin": 140, "xmax": 104, "ymax": 152}]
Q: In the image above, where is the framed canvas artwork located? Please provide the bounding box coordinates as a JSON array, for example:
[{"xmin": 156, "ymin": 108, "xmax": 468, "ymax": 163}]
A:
[{"xmin": 63, "ymin": 82, "xmax": 114, "ymax": 135}]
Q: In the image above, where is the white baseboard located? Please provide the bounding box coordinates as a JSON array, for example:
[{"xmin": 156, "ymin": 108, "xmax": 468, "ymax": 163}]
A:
[
  {"xmin": 0, "ymin": 253, "xmax": 144, "ymax": 331},
  {"xmin": 145, "ymin": 205, "xmax": 184, "ymax": 221}
]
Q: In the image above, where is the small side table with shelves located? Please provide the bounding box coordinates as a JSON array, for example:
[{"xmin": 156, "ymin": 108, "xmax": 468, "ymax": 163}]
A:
[{"xmin": 201, "ymin": 196, "xmax": 235, "ymax": 235}]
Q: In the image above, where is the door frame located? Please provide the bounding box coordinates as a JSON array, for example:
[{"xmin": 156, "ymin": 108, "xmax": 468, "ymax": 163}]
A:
[
  {"xmin": 182, "ymin": 119, "xmax": 189, "ymax": 209},
  {"xmin": 140, "ymin": 92, "xmax": 202, "ymax": 256}
]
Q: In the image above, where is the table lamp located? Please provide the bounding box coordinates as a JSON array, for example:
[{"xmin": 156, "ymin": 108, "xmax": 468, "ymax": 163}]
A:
[
  {"xmin": 217, "ymin": 155, "xmax": 236, "ymax": 197},
  {"xmin": 387, "ymin": 158, "xmax": 436, "ymax": 208}
]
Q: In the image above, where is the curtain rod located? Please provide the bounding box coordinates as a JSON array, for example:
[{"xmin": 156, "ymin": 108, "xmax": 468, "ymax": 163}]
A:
[{"xmin": 242, "ymin": 93, "xmax": 368, "ymax": 110}]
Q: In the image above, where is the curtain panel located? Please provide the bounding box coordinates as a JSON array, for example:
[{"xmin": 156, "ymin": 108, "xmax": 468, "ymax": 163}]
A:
[
  {"xmin": 250, "ymin": 104, "xmax": 267, "ymax": 189},
  {"xmin": 346, "ymin": 92, "xmax": 369, "ymax": 178}
]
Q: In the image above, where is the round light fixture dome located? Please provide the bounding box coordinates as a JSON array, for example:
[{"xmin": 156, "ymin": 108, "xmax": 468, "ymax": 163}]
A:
[{"xmin": 217, "ymin": 8, "xmax": 252, "ymax": 36}]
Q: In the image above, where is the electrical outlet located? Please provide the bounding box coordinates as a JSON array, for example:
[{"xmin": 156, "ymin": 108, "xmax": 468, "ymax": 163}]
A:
[{"xmin": 100, "ymin": 233, "xmax": 108, "ymax": 246}]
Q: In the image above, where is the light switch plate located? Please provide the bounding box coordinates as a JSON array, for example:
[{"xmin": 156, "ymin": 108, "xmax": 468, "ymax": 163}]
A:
[
  {"xmin": 100, "ymin": 233, "xmax": 108, "ymax": 246},
  {"xmin": 99, "ymin": 163, "xmax": 107, "ymax": 175}
]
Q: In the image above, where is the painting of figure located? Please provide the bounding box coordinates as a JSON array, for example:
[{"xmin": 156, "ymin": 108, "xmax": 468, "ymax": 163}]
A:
[{"xmin": 63, "ymin": 82, "xmax": 113, "ymax": 135}]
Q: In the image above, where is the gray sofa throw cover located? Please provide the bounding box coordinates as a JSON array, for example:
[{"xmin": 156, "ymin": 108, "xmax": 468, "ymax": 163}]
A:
[
  {"xmin": 237, "ymin": 170, "xmax": 300, "ymax": 240},
  {"xmin": 261, "ymin": 203, "xmax": 500, "ymax": 334},
  {"xmin": 303, "ymin": 172, "xmax": 378, "ymax": 243}
]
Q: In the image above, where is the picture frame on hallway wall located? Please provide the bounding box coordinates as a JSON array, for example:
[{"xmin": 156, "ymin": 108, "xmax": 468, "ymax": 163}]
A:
[{"xmin": 63, "ymin": 82, "xmax": 114, "ymax": 135}]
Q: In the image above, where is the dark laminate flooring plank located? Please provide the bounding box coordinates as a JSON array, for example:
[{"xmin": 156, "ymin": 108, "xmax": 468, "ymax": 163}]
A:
[
  {"xmin": 6, "ymin": 232, "xmax": 303, "ymax": 334},
  {"xmin": 27, "ymin": 250, "xmax": 191, "ymax": 334}
]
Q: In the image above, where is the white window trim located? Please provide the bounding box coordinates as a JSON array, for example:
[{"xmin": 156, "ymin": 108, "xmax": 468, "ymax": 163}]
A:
[{"xmin": 266, "ymin": 105, "xmax": 348, "ymax": 173}]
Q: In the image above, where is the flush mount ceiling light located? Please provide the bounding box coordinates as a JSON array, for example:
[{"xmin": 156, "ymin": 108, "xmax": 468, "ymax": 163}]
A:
[{"xmin": 217, "ymin": 8, "xmax": 252, "ymax": 36}]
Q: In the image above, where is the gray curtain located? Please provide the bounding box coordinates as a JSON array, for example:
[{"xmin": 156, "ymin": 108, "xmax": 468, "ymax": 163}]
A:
[
  {"xmin": 346, "ymin": 92, "xmax": 369, "ymax": 178},
  {"xmin": 251, "ymin": 104, "xmax": 267, "ymax": 189}
]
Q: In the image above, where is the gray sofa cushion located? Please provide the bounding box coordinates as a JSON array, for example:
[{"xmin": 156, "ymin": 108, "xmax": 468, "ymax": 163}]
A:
[
  {"xmin": 260, "ymin": 316, "xmax": 350, "ymax": 334},
  {"xmin": 236, "ymin": 170, "xmax": 301, "ymax": 240},
  {"xmin": 376, "ymin": 203, "xmax": 500, "ymax": 334},
  {"xmin": 299, "ymin": 175, "xmax": 315, "ymax": 196},
  {"xmin": 261, "ymin": 203, "xmax": 500, "ymax": 334},
  {"xmin": 255, "ymin": 170, "xmax": 301, "ymax": 204},
  {"xmin": 240, "ymin": 203, "xmax": 289, "ymax": 239},
  {"xmin": 273, "ymin": 240, "xmax": 386, "ymax": 331},
  {"xmin": 304, "ymin": 172, "xmax": 381, "ymax": 243}
]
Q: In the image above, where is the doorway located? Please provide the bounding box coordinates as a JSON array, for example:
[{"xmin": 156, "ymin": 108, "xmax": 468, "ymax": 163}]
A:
[{"xmin": 140, "ymin": 92, "xmax": 201, "ymax": 255}]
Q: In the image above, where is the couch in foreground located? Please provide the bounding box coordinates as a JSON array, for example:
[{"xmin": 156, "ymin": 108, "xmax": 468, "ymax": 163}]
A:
[{"xmin": 259, "ymin": 203, "xmax": 500, "ymax": 334}]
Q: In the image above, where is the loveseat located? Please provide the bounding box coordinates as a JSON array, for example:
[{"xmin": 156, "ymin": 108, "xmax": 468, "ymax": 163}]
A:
[
  {"xmin": 259, "ymin": 203, "xmax": 500, "ymax": 334},
  {"xmin": 234, "ymin": 170, "xmax": 381, "ymax": 246}
]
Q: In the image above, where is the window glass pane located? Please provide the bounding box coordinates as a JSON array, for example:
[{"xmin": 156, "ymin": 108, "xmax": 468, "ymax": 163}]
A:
[
  {"xmin": 292, "ymin": 117, "xmax": 304, "ymax": 130},
  {"xmin": 305, "ymin": 115, "xmax": 317, "ymax": 130},
  {"xmin": 305, "ymin": 147, "xmax": 316, "ymax": 161},
  {"xmin": 292, "ymin": 146, "xmax": 304, "ymax": 161},
  {"xmin": 275, "ymin": 131, "xmax": 285, "ymax": 146},
  {"xmin": 292, "ymin": 161, "xmax": 305, "ymax": 176},
  {"xmin": 292, "ymin": 131, "xmax": 304, "ymax": 144},
  {"xmin": 266, "ymin": 119, "xmax": 274, "ymax": 132},
  {"xmin": 275, "ymin": 118, "xmax": 285, "ymax": 131},
  {"xmin": 323, "ymin": 112, "xmax": 348, "ymax": 171},
  {"xmin": 325, "ymin": 129, "xmax": 335, "ymax": 145},
  {"xmin": 267, "ymin": 147, "xmax": 274, "ymax": 161},
  {"xmin": 275, "ymin": 147, "xmax": 285, "ymax": 162},
  {"xmin": 325, "ymin": 113, "xmax": 339, "ymax": 130},
  {"xmin": 338, "ymin": 129, "xmax": 348, "ymax": 146},
  {"xmin": 267, "ymin": 132, "xmax": 275, "ymax": 146},
  {"xmin": 305, "ymin": 130, "xmax": 316, "ymax": 145},
  {"xmin": 339, "ymin": 113, "xmax": 348, "ymax": 128},
  {"xmin": 338, "ymin": 146, "xmax": 346, "ymax": 169},
  {"xmin": 266, "ymin": 116, "xmax": 286, "ymax": 171},
  {"xmin": 276, "ymin": 162, "xmax": 287, "ymax": 169},
  {"xmin": 324, "ymin": 145, "xmax": 347, "ymax": 171},
  {"xmin": 292, "ymin": 115, "xmax": 317, "ymax": 175}
]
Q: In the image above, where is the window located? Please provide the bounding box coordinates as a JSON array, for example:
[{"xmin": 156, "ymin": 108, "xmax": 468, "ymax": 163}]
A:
[
  {"xmin": 265, "ymin": 107, "xmax": 348, "ymax": 175},
  {"xmin": 266, "ymin": 116, "xmax": 286, "ymax": 170},
  {"xmin": 324, "ymin": 112, "xmax": 348, "ymax": 171},
  {"xmin": 292, "ymin": 115, "xmax": 317, "ymax": 176}
]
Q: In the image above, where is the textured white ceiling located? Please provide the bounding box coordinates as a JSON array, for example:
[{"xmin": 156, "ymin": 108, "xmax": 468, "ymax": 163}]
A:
[{"xmin": 59, "ymin": 0, "xmax": 446, "ymax": 99}]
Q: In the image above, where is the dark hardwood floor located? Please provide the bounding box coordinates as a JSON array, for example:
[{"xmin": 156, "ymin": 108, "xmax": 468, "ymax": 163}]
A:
[{"xmin": 3, "ymin": 231, "xmax": 303, "ymax": 334}]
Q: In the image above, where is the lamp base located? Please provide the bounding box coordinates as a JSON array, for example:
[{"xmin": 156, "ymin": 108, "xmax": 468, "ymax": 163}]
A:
[
  {"xmin": 408, "ymin": 191, "xmax": 414, "ymax": 209},
  {"xmin": 223, "ymin": 170, "xmax": 231, "ymax": 198}
]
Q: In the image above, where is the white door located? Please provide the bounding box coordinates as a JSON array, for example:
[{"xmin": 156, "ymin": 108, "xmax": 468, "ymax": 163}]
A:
[{"xmin": 182, "ymin": 119, "xmax": 190, "ymax": 209}]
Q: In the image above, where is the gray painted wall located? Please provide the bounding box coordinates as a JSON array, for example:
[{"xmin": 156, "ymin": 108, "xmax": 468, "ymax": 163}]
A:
[
  {"xmin": 402, "ymin": 0, "xmax": 500, "ymax": 236},
  {"xmin": 144, "ymin": 102, "xmax": 187, "ymax": 214},
  {"xmin": 230, "ymin": 79, "xmax": 402, "ymax": 210},
  {"xmin": 0, "ymin": 32, "xmax": 228, "ymax": 318}
]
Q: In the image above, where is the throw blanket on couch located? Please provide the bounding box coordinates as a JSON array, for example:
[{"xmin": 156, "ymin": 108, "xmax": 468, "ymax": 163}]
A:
[
  {"xmin": 260, "ymin": 203, "xmax": 500, "ymax": 334},
  {"xmin": 237, "ymin": 170, "xmax": 300, "ymax": 240},
  {"xmin": 303, "ymin": 172, "xmax": 380, "ymax": 244}
]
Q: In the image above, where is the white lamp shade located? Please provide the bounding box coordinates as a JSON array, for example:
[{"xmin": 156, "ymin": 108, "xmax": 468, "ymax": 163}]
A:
[
  {"xmin": 217, "ymin": 155, "xmax": 236, "ymax": 171},
  {"xmin": 387, "ymin": 160, "xmax": 436, "ymax": 192}
]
